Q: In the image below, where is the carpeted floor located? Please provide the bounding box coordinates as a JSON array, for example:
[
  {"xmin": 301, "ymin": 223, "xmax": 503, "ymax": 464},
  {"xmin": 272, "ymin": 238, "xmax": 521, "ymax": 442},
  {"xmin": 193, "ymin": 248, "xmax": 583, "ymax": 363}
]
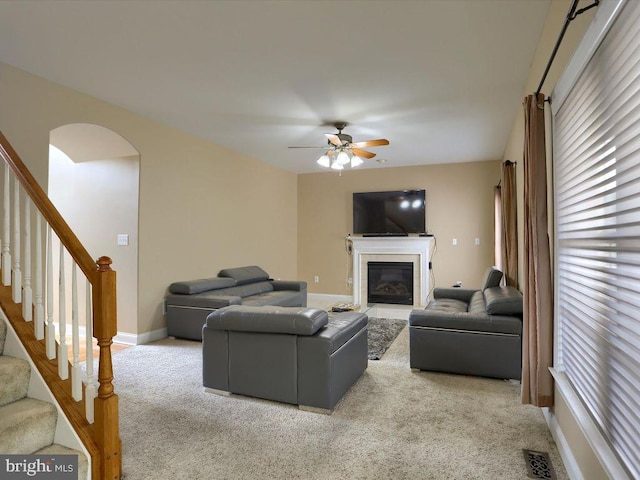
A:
[{"xmin": 112, "ymin": 327, "xmax": 567, "ymax": 479}]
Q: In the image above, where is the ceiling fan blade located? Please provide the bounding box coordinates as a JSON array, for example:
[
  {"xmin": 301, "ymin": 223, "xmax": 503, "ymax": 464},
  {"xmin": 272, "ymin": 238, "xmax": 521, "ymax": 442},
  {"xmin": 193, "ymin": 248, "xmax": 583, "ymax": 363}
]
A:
[
  {"xmin": 350, "ymin": 139, "xmax": 389, "ymax": 148},
  {"xmin": 351, "ymin": 148, "xmax": 376, "ymax": 159},
  {"xmin": 325, "ymin": 133, "xmax": 344, "ymax": 146}
]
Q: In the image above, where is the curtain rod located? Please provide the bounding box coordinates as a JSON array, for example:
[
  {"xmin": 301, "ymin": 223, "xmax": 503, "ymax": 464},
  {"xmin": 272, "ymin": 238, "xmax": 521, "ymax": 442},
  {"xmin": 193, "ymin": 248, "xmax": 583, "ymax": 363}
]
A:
[{"xmin": 535, "ymin": 0, "xmax": 600, "ymax": 97}]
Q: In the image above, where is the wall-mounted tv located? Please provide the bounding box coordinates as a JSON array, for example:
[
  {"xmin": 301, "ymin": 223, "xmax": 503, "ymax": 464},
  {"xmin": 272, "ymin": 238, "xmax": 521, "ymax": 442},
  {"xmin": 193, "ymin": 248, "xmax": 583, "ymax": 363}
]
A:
[{"xmin": 352, "ymin": 189, "xmax": 426, "ymax": 235}]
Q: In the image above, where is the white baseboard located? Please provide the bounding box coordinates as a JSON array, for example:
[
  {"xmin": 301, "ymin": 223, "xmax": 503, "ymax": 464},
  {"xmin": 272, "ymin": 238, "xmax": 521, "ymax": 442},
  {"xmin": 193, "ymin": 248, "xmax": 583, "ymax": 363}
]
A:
[
  {"xmin": 307, "ymin": 293, "xmax": 352, "ymax": 303},
  {"xmin": 60, "ymin": 323, "xmax": 167, "ymax": 346},
  {"xmin": 543, "ymin": 407, "xmax": 584, "ymax": 480},
  {"xmin": 549, "ymin": 368, "xmax": 632, "ymax": 480},
  {"xmin": 115, "ymin": 327, "xmax": 167, "ymax": 345}
]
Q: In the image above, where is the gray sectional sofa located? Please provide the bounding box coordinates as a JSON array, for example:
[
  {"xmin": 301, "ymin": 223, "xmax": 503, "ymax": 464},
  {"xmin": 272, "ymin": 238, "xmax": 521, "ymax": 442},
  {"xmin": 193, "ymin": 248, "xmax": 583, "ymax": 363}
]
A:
[
  {"xmin": 165, "ymin": 266, "xmax": 307, "ymax": 340},
  {"xmin": 203, "ymin": 305, "xmax": 368, "ymax": 412},
  {"xmin": 409, "ymin": 267, "xmax": 523, "ymax": 380}
]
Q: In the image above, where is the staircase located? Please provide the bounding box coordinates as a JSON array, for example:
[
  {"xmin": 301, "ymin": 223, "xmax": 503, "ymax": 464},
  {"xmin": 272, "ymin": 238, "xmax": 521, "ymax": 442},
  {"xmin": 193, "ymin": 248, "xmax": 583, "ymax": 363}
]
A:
[
  {"xmin": 0, "ymin": 317, "xmax": 88, "ymax": 478},
  {"xmin": 0, "ymin": 131, "xmax": 121, "ymax": 479}
]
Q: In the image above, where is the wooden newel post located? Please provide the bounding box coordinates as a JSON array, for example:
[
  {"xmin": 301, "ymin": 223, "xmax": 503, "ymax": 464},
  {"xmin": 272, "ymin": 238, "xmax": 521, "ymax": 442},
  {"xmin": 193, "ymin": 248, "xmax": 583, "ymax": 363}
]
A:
[{"xmin": 93, "ymin": 256, "xmax": 122, "ymax": 480}]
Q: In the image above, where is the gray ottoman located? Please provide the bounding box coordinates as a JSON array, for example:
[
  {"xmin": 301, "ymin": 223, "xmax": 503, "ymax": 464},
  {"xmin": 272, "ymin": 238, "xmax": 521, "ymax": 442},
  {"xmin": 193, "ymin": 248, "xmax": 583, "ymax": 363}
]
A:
[{"xmin": 202, "ymin": 305, "xmax": 368, "ymax": 412}]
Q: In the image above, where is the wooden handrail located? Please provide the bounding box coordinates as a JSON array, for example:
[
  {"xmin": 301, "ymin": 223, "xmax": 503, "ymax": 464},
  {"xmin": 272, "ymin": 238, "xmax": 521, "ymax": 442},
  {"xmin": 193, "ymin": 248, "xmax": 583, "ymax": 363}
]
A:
[{"xmin": 0, "ymin": 131, "xmax": 97, "ymax": 281}]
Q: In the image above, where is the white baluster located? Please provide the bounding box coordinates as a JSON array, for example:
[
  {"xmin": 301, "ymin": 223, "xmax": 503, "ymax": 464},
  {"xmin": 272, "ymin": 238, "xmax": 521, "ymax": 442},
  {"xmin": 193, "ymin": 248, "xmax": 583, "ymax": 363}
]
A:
[
  {"xmin": 45, "ymin": 226, "xmax": 55, "ymax": 359},
  {"xmin": 34, "ymin": 213, "xmax": 44, "ymax": 339},
  {"xmin": 58, "ymin": 242, "xmax": 68, "ymax": 380},
  {"xmin": 2, "ymin": 164, "xmax": 11, "ymax": 286},
  {"xmin": 71, "ymin": 263, "xmax": 81, "ymax": 401},
  {"xmin": 12, "ymin": 179, "xmax": 21, "ymax": 303},
  {"xmin": 22, "ymin": 201, "xmax": 32, "ymax": 321},
  {"xmin": 85, "ymin": 279, "xmax": 96, "ymax": 423}
]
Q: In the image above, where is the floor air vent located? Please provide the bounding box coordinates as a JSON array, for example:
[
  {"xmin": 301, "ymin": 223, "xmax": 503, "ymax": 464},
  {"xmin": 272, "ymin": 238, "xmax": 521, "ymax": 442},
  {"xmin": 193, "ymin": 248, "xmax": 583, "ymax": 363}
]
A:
[{"xmin": 523, "ymin": 449, "xmax": 557, "ymax": 480}]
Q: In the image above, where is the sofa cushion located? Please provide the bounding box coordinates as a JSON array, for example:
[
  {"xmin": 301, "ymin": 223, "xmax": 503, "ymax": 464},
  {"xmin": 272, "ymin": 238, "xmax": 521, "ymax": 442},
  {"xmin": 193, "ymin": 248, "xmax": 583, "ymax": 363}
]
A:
[
  {"xmin": 484, "ymin": 286, "xmax": 523, "ymax": 315},
  {"xmin": 409, "ymin": 309, "xmax": 521, "ymax": 335},
  {"xmin": 207, "ymin": 306, "xmax": 328, "ymax": 335},
  {"xmin": 218, "ymin": 266, "xmax": 270, "ymax": 285},
  {"xmin": 213, "ymin": 281, "xmax": 274, "ymax": 299},
  {"xmin": 166, "ymin": 291, "xmax": 243, "ymax": 308},
  {"xmin": 425, "ymin": 298, "xmax": 469, "ymax": 313},
  {"xmin": 467, "ymin": 291, "xmax": 486, "ymax": 315},
  {"xmin": 242, "ymin": 290, "xmax": 305, "ymax": 307},
  {"xmin": 168, "ymin": 277, "xmax": 236, "ymax": 295},
  {"xmin": 303, "ymin": 312, "xmax": 368, "ymax": 354},
  {"xmin": 481, "ymin": 267, "xmax": 504, "ymax": 290}
]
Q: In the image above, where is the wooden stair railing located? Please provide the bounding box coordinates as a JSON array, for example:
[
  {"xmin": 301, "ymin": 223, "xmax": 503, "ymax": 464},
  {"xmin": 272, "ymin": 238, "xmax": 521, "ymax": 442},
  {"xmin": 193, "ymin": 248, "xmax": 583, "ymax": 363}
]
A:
[{"xmin": 0, "ymin": 130, "xmax": 121, "ymax": 480}]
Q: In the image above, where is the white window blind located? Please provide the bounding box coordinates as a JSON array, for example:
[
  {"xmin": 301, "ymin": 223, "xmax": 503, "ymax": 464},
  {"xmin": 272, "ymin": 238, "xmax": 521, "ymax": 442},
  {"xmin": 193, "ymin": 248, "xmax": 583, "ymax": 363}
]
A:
[{"xmin": 553, "ymin": 0, "xmax": 640, "ymax": 477}]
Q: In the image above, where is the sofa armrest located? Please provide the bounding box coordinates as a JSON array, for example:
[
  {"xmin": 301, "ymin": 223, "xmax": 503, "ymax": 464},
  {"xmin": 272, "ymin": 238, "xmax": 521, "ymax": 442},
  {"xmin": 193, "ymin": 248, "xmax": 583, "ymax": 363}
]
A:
[
  {"xmin": 271, "ymin": 280, "xmax": 307, "ymax": 292},
  {"xmin": 433, "ymin": 288, "xmax": 477, "ymax": 303}
]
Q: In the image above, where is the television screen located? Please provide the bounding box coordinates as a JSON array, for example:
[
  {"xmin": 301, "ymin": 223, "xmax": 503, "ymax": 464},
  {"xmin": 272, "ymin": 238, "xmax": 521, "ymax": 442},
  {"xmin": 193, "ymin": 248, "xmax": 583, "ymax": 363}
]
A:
[{"xmin": 353, "ymin": 190, "xmax": 426, "ymax": 235}]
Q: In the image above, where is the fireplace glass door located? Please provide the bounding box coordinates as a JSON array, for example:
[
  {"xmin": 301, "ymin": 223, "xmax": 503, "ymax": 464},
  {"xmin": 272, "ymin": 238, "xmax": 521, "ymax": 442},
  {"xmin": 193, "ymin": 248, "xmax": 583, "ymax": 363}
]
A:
[{"xmin": 367, "ymin": 261, "xmax": 413, "ymax": 305}]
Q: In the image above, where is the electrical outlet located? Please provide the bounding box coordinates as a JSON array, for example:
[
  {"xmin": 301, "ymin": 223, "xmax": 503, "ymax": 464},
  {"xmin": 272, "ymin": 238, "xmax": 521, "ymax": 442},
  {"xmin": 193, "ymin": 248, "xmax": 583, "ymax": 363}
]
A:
[
  {"xmin": 348, "ymin": 277, "xmax": 353, "ymax": 285},
  {"xmin": 452, "ymin": 238, "xmax": 457, "ymax": 246},
  {"xmin": 475, "ymin": 237, "xmax": 481, "ymax": 246},
  {"xmin": 314, "ymin": 276, "xmax": 319, "ymax": 283}
]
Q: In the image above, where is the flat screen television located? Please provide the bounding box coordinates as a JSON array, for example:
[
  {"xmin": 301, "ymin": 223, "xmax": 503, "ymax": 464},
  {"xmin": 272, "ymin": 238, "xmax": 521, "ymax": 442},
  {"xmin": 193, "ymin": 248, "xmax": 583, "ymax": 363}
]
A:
[{"xmin": 352, "ymin": 189, "xmax": 426, "ymax": 235}]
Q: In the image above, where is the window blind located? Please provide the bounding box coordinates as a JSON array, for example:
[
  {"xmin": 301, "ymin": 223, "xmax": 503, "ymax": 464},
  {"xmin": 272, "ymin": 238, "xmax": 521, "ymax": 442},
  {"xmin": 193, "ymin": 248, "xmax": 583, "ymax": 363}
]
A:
[{"xmin": 553, "ymin": 1, "xmax": 640, "ymax": 477}]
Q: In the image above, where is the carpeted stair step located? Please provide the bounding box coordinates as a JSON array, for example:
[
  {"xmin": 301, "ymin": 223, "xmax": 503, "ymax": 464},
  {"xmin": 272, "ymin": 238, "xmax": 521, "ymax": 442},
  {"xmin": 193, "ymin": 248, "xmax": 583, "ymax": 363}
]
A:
[
  {"xmin": 0, "ymin": 355, "xmax": 30, "ymax": 407},
  {"xmin": 0, "ymin": 397, "xmax": 57, "ymax": 454},
  {"xmin": 0, "ymin": 317, "xmax": 6, "ymax": 354},
  {"xmin": 35, "ymin": 443, "xmax": 89, "ymax": 480}
]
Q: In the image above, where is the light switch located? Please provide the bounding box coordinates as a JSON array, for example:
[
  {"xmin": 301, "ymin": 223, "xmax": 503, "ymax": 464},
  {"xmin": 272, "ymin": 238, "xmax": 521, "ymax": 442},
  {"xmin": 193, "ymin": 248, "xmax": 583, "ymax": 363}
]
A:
[
  {"xmin": 117, "ymin": 234, "xmax": 129, "ymax": 246},
  {"xmin": 452, "ymin": 238, "xmax": 457, "ymax": 246},
  {"xmin": 475, "ymin": 237, "xmax": 481, "ymax": 246}
]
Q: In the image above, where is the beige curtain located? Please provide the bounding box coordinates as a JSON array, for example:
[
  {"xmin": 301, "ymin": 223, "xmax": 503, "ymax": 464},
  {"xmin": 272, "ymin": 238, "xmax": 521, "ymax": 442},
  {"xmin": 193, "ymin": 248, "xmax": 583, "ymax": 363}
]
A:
[
  {"xmin": 522, "ymin": 93, "xmax": 554, "ymax": 407},
  {"xmin": 501, "ymin": 161, "xmax": 518, "ymax": 288}
]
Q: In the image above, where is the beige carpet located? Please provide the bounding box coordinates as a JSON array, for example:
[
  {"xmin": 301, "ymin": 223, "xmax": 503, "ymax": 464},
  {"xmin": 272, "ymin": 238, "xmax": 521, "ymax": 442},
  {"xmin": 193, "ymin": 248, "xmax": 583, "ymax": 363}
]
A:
[{"xmin": 113, "ymin": 326, "xmax": 567, "ymax": 479}]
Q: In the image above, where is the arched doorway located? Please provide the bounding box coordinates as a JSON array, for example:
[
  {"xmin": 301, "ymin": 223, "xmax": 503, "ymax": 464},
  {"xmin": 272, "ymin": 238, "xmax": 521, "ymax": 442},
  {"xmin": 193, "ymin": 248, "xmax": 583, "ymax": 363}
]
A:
[{"xmin": 49, "ymin": 123, "xmax": 140, "ymax": 340}]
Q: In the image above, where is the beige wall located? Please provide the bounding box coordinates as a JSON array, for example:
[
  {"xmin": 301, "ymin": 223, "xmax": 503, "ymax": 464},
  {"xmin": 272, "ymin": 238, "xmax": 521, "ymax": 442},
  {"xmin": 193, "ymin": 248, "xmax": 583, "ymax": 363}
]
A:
[
  {"xmin": 501, "ymin": 1, "xmax": 601, "ymax": 477},
  {"xmin": 502, "ymin": 0, "xmax": 595, "ymax": 288},
  {"xmin": 49, "ymin": 146, "xmax": 140, "ymax": 336},
  {"xmin": 298, "ymin": 161, "xmax": 500, "ymax": 296},
  {"xmin": 0, "ymin": 61, "xmax": 298, "ymax": 339}
]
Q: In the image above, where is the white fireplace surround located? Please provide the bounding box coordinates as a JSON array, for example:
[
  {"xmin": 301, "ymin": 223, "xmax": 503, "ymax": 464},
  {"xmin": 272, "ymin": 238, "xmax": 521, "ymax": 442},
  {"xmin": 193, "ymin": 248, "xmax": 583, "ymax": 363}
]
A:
[{"xmin": 350, "ymin": 236, "xmax": 433, "ymax": 307}]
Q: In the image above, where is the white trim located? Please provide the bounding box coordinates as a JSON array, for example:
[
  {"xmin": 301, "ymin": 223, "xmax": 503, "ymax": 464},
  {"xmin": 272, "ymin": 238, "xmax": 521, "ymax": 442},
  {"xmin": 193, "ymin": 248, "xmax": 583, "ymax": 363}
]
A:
[
  {"xmin": 115, "ymin": 327, "xmax": 168, "ymax": 345},
  {"xmin": 542, "ymin": 407, "xmax": 584, "ymax": 480},
  {"xmin": 549, "ymin": 368, "xmax": 632, "ymax": 480},
  {"xmin": 551, "ymin": 0, "xmax": 625, "ymax": 114},
  {"xmin": 59, "ymin": 322, "xmax": 167, "ymax": 345},
  {"xmin": 307, "ymin": 293, "xmax": 352, "ymax": 303},
  {"xmin": 350, "ymin": 236, "xmax": 432, "ymax": 307}
]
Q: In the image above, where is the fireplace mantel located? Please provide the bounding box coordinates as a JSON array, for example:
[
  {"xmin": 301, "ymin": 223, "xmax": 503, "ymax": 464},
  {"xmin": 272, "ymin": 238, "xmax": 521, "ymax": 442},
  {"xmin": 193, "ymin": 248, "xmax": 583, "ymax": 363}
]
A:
[{"xmin": 350, "ymin": 236, "xmax": 433, "ymax": 307}]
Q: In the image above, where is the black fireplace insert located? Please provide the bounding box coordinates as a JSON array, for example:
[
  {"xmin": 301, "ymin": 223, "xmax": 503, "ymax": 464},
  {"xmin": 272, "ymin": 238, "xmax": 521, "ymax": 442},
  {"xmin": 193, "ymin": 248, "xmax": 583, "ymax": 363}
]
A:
[{"xmin": 367, "ymin": 261, "xmax": 413, "ymax": 305}]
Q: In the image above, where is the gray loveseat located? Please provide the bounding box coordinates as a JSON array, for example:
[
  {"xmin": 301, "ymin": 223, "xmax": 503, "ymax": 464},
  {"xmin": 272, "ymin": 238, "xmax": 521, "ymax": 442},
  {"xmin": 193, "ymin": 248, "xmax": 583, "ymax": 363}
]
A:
[
  {"xmin": 203, "ymin": 305, "xmax": 368, "ymax": 412},
  {"xmin": 165, "ymin": 266, "xmax": 307, "ymax": 340},
  {"xmin": 409, "ymin": 267, "xmax": 523, "ymax": 380}
]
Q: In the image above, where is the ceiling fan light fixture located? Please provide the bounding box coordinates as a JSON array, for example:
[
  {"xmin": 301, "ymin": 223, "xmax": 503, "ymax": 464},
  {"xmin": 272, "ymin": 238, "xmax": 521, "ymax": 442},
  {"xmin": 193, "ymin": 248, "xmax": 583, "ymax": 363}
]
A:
[
  {"xmin": 330, "ymin": 159, "xmax": 344, "ymax": 170},
  {"xmin": 317, "ymin": 154, "xmax": 331, "ymax": 168},
  {"xmin": 290, "ymin": 123, "xmax": 389, "ymax": 172},
  {"xmin": 336, "ymin": 150, "xmax": 350, "ymax": 165}
]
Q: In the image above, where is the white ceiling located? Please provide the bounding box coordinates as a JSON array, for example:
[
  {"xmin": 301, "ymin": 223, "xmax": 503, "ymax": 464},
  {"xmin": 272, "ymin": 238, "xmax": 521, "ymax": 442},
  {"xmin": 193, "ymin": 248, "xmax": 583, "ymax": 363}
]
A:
[{"xmin": 0, "ymin": 0, "xmax": 551, "ymax": 173}]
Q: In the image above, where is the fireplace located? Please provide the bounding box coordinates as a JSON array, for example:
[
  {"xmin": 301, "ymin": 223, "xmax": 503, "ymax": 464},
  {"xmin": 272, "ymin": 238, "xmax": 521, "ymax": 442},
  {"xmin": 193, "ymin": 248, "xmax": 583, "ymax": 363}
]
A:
[
  {"xmin": 350, "ymin": 236, "xmax": 432, "ymax": 307},
  {"xmin": 367, "ymin": 261, "xmax": 413, "ymax": 305}
]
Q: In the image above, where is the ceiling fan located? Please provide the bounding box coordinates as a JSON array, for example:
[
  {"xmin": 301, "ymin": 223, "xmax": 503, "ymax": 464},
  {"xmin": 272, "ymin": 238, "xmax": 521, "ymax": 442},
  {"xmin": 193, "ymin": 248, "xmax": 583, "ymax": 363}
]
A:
[{"xmin": 288, "ymin": 122, "xmax": 389, "ymax": 170}]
